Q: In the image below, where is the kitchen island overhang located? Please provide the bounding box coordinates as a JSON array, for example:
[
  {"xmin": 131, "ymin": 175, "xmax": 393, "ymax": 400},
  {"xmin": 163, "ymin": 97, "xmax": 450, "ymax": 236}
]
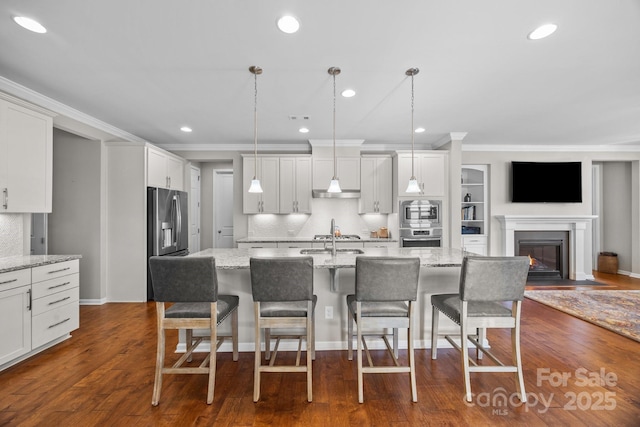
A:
[{"xmin": 177, "ymin": 247, "xmax": 465, "ymax": 353}]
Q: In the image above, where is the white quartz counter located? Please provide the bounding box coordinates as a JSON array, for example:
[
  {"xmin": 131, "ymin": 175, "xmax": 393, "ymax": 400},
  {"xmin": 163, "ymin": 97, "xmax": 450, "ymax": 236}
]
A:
[
  {"xmin": 236, "ymin": 237, "xmax": 398, "ymax": 244},
  {"xmin": 0, "ymin": 254, "xmax": 82, "ymax": 274},
  {"xmin": 190, "ymin": 247, "xmax": 463, "ymax": 269}
]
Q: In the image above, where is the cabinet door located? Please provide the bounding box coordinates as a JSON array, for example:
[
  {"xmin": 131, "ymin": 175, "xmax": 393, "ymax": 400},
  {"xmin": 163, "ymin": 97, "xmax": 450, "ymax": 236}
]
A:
[
  {"xmin": 166, "ymin": 156, "xmax": 184, "ymax": 190},
  {"xmin": 396, "ymin": 153, "xmax": 417, "ymax": 198},
  {"xmin": 147, "ymin": 148, "xmax": 168, "ymax": 188},
  {"xmin": 376, "ymin": 157, "xmax": 393, "ymax": 213},
  {"xmin": 294, "ymin": 157, "xmax": 312, "ymax": 213},
  {"xmin": 279, "ymin": 157, "xmax": 296, "ymax": 213},
  {"xmin": 260, "ymin": 157, "xmax": 279, "ymax": 213},
  {"xmin": 419, "ymin": 154, "xmax": 446, "ymax": 197},
  {"xmin": 0, "ymin": 285, "xmax": 31, "ymax": 366},
  {"xmin": 0, "ymin": 100, "xmax": 52, "ymax": 213},
  {"xmin": 359, "ymin": 158, "xmax": 377, "ymax": 213}
]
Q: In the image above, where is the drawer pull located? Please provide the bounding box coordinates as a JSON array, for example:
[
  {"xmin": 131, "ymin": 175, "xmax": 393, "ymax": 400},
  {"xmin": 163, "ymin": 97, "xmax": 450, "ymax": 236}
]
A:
[
  {"xmin": 48, "ymin": 282, "xmax": 71, "ymax": 290},
  {"xmin": 0, "ymin": 278, "xmax": 18, "ymax": 285},
  {"xmin": 47, "ymin": 267, "xmax": 71, "ymax": 274},
  {"xmin": 48, "ymin": 296, "xmax": 71, "ymax": 306},
  {"xmin": 48, "ymin": 318, "xmax": 71, "ymax": 329}
]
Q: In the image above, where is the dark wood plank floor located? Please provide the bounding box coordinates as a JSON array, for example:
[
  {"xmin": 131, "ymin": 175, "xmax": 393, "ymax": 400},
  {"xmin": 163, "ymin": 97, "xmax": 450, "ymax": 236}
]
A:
[{"xmin": 1, "ymin": 271, "xmax": 639, "ymax": 426}]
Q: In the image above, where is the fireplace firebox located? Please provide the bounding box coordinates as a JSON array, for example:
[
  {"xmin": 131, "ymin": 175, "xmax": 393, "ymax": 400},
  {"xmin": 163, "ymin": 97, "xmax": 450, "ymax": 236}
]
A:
[{"xmin": 515, "ymin": 231, "xmax": 569, "ymax": 280}]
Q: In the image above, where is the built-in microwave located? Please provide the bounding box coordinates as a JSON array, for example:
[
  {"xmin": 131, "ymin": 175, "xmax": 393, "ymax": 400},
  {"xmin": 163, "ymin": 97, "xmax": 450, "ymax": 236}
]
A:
[{"xmin": 400, "ymin": 199, "xmax": 442, "ymax": 228}]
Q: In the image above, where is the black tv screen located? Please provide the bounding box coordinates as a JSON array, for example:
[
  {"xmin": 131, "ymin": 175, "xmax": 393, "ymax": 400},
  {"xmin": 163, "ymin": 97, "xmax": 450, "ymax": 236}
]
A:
[{"xmin": 511, "ymin": 161, "xmax": 582, "ymax": 203}]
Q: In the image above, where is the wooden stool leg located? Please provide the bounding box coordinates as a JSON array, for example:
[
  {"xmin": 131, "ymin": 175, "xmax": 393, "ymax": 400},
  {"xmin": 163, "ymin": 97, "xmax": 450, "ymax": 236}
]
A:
[
  {"xmin": 253, "ymin": 303, "xmax": 262, "ymax": 402},
  {"xmin": 431, "ymin": 306, "xmax": 439, "ymax": 360},
  {"xmin": 152, "ymin": 306, "xmax": 165, "ymax": 406}
]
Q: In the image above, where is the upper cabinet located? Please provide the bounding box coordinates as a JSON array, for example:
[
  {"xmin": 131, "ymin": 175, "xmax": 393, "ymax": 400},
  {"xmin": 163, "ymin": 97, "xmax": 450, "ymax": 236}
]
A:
[
  {"xmin": 242, "ymin": 156, "xmax": 279, "ymax": 214},
  {"xmin": 396, "ymin": 151, "xmax": 447, "ymax": 198},
  {"xmin": 312, "ymin": 157, "xmax": 360, "ymax": 190},
  {"xmin": 0, "ymin": 97, "xmax": 54, "ymax": 213},
  {"xmin": 359, "ymin": 156, "xmax": 392, "ymax": 213},
  {"xmin": 147, "ymin": 146, "xmax": 185, "ymax": 191},
  {"xmin": 279, "ymin": 156, "xmax": 312, "ymax": 213}
]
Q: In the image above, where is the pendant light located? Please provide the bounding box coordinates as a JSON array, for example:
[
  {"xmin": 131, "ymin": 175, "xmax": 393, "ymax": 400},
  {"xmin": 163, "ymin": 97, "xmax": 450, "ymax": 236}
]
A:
[
  {"xmin": 248, "ymin": 66, "xmax": 263, "ymax": 193},
  {"xmin": 405, "ymin": 68, "xmax": 421, "ymax": 193},
  {"xmin": 327, "ymin": 67, "xmax": 342, "ymax": 193}
]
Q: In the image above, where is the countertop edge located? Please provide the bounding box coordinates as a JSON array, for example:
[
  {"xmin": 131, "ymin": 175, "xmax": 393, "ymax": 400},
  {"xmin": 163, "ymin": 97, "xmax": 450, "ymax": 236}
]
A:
[{"xmin": 0, "ymin": 255, "xmax": 82, "ymax": 274}]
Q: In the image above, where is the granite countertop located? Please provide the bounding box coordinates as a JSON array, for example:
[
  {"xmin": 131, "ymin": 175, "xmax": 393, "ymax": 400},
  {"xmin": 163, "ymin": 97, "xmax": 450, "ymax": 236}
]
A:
[
  {"xmin": 236, "ymin": 237, "xmax": 398, "ymax": 243},
  {"xmin": 190, "ymin": 247, "xmax": 463, "ymax": 270},
  {"xmin": 0, "ymin": 254, "xmax": 82, "ymax": 274}
]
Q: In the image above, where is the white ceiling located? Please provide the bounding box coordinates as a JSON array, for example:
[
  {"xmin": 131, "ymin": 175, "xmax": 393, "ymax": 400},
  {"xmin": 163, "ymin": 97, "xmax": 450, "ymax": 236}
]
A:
[{"xmin": 1, "ymin": 0, "xmax": 640, "ymax": 151}]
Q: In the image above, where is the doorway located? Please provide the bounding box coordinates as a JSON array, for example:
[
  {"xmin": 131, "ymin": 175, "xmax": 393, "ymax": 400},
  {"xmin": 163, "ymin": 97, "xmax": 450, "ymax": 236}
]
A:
[
  {"xmin": 214, "ymin": 170, "xmax": 234, "ymax": 248},
  {"xmin": 190, "ymin": 165, "xmax": 201, "ymax": 253}
]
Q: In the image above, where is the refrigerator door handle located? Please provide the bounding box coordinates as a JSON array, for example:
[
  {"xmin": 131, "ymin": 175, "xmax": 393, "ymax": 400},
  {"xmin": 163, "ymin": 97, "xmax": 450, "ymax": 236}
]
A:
[{"xmin": 175, "ymin": 194, "xmax": 182, "ymax": 248}]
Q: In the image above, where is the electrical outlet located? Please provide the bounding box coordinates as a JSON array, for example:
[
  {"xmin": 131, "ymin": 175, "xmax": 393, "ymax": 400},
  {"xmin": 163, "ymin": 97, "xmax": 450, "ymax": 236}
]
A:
[{"xmin": 324, "ymin": 306, "xmax": 333, "ymax": 319}]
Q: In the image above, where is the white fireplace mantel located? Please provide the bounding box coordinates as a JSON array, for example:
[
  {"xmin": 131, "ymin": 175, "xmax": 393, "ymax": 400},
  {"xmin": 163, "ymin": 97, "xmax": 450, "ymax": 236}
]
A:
[{"xmin": 496, "ymin": 215, "xmax": 597, "ymax": 281}]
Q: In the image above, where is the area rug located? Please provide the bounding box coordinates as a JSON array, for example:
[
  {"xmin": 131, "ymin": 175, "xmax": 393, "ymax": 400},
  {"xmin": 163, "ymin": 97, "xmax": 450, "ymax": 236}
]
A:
[
  {"xmin": 524, "ymin": 290, "xmax": 640, "ymax": 342},
  {"xmin": 526, "ymin": 279, "xmax": 606, "ymax": 287}
]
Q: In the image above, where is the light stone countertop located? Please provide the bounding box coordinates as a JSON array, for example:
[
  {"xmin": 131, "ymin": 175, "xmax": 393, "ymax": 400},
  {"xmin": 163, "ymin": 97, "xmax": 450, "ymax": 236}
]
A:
[
  {"xmin": 0, "ymin": 254, "xmax": 82, "ymax": 274},
  {"xmin": 236, "ymin": 237, "xmax": 397, "ymax": 243},
  {"xmin": 189, "ymin": 247, "xmax": 463, "ymax": 269}
]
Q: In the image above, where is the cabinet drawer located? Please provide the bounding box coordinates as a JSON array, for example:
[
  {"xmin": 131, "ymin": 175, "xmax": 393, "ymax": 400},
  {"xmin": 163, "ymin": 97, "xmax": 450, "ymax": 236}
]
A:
[
  {"xmin": 462, "ymin": 235, "xmax": 487, "ymax": 245},
  {"xmin": 32, "ymin": 302, "xmax": 79, "ymax": 349},
  {"xmin": 32, "ymin": 287, "xmax": 79, "ymax": 316},
  {"xmin": 0, "ymin": 269, "xmax": 31, "ymax": 292},
  {"xmin": 32, "ymin": 260, "xmax": 79, "ymax": 283},
  {"xmin": 32, "ymin": 273, "xmax": 79, "ymax": 299}
]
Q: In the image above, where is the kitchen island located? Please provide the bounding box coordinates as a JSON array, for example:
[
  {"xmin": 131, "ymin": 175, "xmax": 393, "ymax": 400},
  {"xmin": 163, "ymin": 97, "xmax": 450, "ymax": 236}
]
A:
[{"xmin": 183, "ymin": 247, "xmax": 465, "ymax": 353}]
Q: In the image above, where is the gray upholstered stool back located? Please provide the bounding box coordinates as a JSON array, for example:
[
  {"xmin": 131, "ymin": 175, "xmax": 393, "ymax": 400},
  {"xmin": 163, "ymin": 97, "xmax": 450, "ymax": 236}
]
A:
[
  {"xmin": 459, "ymin": 256, "xmax": 530, "ymax": 302},
  {"xmin": 149, "ymin": 256, "xmax": 218, "ymax": 302},
  {"xmin": 355, "ymin": 256, "xmax": 420, "ymax": 302},
  {"xmin": 250, "ymin": 256, "xmax": 314, "ymax": 302}
]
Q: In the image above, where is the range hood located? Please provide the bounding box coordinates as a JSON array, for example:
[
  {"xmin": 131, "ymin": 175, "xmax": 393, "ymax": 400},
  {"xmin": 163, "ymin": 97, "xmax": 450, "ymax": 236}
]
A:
[{"xmin": 312, "ymin": 189, "xmax": 360, "ymax": 199}]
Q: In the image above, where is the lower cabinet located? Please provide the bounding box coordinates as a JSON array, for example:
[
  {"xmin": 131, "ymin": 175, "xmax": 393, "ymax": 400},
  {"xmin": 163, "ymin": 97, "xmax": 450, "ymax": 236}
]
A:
[
  {"xmin": 462, "ymin": 235, "xmax": 488, "ymax": 255},
  {"xmin": 0, "ymin": 269, "xmax": 32, "ymax": 366},
  {"xmin": 0, "ymin": 259, "xmax": 79, "ymax": 371}
]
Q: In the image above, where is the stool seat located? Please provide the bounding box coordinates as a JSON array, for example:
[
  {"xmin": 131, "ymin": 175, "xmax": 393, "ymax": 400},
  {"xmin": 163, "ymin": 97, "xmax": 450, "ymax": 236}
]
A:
[
  {"xmin": 347, "ymin": 294, "xmax": 409, "ymax": 317},
  {"xmin": 259, "ymin": 295, "xmax": 317, "ymax": 317},
  {"xmin": 165, "ymin": 295, "xmax": 240, "ymax": 320}
]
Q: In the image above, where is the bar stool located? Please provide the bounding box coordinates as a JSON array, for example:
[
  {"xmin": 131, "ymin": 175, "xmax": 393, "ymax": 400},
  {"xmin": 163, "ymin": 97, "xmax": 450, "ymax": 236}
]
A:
[
  {"xmin": 431, "ymin": 256, "xmax": 530, "ymax": 402},
  {"xmin": 250, "ymin": 256, "xmax": 316, "ymax": 402},
  {"xmin": 148, "ymin": 256, "xmax": 239, "ymax": 405},
  {"xmin": 347, "ymin": 256, "xmax": 421, "ymax": 403}
]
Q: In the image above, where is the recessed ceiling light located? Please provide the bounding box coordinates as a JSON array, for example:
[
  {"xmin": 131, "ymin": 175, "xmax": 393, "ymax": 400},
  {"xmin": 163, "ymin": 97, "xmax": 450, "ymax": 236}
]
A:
[
  {"xmin": 341, "ymin": 89, "xmax": 356, "ymax": 98},
  {"xmin": 180, "ymin": 126, "xmax": 193, "ymax": 133},
  {"xmin": 528, "ymin": 23, "xmax": 558, "ymax": 40},
  {"xmin": 415, "ymin": 127, "xmax": 425, "ymax": 133},
  {"xmin": 277, "ymin": 15, "xmax": 300, "ymax": 34},
  {"xmin": 13, "ymin": 16, "xmax": 47, "ymax": 33},
  {"xmin": 299, "ymin": 127, "xmax": 309, "ymax": 133}
]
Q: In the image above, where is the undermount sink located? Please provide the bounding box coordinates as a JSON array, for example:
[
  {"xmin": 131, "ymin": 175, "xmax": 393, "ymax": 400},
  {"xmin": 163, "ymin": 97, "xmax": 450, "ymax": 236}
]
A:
[{"xmin": 300, "ymin": 248, "xmax": 365, "ymax": 255}]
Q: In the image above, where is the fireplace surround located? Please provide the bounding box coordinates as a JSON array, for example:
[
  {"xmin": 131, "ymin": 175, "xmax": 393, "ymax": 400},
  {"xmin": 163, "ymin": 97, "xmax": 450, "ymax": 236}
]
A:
[{"xmin": 497, "ymin": 215, "xmax": 597, "ymax": 281}]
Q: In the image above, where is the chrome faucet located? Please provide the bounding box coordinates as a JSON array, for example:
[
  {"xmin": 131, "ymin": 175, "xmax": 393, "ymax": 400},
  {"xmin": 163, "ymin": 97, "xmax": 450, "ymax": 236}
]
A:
[{"xmin": 329, "ymin": 218, "xmax": 337, "ymax": 256}]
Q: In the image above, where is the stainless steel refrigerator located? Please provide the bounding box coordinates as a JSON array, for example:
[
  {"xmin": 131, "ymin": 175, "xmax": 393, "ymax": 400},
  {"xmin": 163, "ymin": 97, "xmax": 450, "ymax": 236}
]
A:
[{"xmin": 147, "ymin": 187, "xmax": 189, "ymax": 299}]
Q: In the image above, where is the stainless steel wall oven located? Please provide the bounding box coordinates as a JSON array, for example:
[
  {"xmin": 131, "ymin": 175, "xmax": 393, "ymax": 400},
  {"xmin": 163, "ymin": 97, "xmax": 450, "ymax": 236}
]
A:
[{"xmin": 399, "ymin": 200, "xmax": 443, "ymax": 248}]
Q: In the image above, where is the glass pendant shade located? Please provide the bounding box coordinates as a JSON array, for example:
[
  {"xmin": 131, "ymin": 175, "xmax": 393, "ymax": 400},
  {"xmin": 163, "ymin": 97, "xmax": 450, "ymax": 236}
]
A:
[
  {"xmin": 327, "ymin": 177, "xmax": 342, "ymax": 193},
  {"xmin": 248, "ymin": 178, "xmax": 263, "ymax": 193},
  {"xmin": 405, "ymin": 177, "xmax": 421, "ymax": 193}
]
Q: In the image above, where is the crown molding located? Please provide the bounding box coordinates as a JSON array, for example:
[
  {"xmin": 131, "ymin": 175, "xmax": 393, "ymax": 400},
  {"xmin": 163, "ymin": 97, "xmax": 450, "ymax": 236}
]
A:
[
  {"xmin": 463, "ymin": 144, "xmax": 640, "ymax": 152},
  {"xmin": 0, "ymin": 76, "xmax": 147, "ymax": 143},
  {"xmin": 308, "ymin": 139, "xmax": 365, "ymax": 147}
]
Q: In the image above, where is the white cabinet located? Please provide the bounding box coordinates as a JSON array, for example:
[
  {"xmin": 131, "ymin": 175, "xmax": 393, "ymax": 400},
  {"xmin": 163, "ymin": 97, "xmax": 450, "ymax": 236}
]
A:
[
  {"xmin": 280, "ymin": 156, "xmax": 312, "ymax": 213},
  {"xmin": 461, "ymin": 165, "xmax": 488, "ymax": 255},
  {"xmin": 0, "ymin": 269, "xmax": 32, "ymax": 366},
  {"xmin": 0, "ymin": 259, "xmax": 79, "ymax": 371},
  {"xmin": 237, "ymin": 242, "xmax": 278, "ymax": 249},
  {"xmin": 396, "ymin": 151, "xmax": 447, "ymax": 197},
  {"xmin": 360, "ymin": 156, "xmax": 392, "ymax": 213},
  {"xmin": 243, "ymin": 156, "xmax": 279, "ymax": 213},
  {"xmin": 312, "ymin": 157, "xmax": 360, "ymax": 190},
  {"xmin": 363, "ymin": 241, "xmax": 396, "ymax": 248},
  {"xmin": 31, "ymin": 260, "xmax": 80, "ymax": 349},
  {"xmin": 0, "ymin": 97, "xmax": 54, "ymax": 213},
  {"xmin": 147, "ymin": 146, "xmax": 185, "ymax": 190}
]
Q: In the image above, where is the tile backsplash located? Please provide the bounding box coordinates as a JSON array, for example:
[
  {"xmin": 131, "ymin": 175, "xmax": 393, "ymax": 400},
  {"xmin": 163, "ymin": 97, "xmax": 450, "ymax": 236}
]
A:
[
  {"xmin": 0, "ymin": 213, "xmax": 25, "ymax": 257},
  {"xmin": 247, "ymin": 199, "xmax": 395, "ymax": 238}
]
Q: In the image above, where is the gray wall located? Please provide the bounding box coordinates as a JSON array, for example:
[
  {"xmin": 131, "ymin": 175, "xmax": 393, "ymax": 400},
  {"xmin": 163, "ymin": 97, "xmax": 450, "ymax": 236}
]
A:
[
  {"xmin": 602, "ymin": 162, "xmax": 632, "ymax": 272},
  {"xmin": 49, "ymin": 129, "xmax": 106, "ymax": 302}
]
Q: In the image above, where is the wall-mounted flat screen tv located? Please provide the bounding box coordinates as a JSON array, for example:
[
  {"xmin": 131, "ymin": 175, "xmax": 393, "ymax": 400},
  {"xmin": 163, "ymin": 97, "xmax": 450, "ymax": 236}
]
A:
[{"xmin": 511, "ymin": 161, "xmax": 582, "ymax": 203}]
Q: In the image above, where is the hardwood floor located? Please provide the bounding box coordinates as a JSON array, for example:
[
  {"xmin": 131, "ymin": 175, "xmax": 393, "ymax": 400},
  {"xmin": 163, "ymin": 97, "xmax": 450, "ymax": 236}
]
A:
[{"xmin": 1, "ymin": 272, "xmax": 639, "ymax": 426}]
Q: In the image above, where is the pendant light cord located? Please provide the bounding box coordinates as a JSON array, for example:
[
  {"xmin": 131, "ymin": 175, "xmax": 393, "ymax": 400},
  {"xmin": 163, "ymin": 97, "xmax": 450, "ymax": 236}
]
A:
[
  {"xmin": 254, "ymin": 71, "xmax": 258, "ymax": 178},
  {"xmin": 332, "ymin": 71, "xmax": 337, "ymax": 179},
  {"xmin": 410, "ymin": 71, "xmax": 415, "ymax": 179}
]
